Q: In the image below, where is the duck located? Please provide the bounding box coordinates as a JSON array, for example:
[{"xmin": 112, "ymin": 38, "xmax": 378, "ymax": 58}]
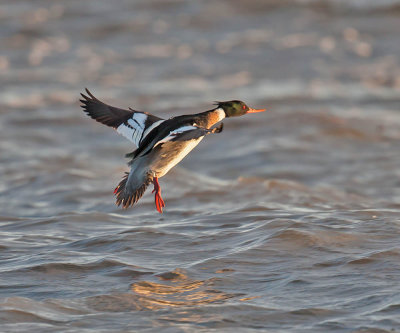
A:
[{"xmin": 80, "ymin": 89, "xmax": 265, "ymax": 213}]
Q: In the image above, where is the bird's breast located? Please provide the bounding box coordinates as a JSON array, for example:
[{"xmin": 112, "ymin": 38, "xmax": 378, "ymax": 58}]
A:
[{"xmin": 149, "ymin": 137, "xmax": 204, "ymax": 178}]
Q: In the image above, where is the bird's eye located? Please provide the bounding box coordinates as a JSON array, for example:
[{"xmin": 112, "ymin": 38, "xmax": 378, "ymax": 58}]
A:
[{"xmin": 242, "ymin": 105, "xmax": 246, "ymax": 110}]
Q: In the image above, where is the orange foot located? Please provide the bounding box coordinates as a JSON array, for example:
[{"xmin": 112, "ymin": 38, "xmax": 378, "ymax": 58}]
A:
[{"xmin": 152, "ymin": 177, "xmax": 165, "ymax": 213}]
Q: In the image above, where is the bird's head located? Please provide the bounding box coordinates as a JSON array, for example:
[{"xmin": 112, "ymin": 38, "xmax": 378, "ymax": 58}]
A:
[{"xmin": 215, "ymin": 100, "xmax": 266, "ymax": 118}]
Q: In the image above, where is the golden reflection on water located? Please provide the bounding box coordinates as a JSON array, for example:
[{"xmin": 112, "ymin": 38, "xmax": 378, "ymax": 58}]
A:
[{"xmin": 130, "ymin": 269, "xmax": 234, "ymax": 310}]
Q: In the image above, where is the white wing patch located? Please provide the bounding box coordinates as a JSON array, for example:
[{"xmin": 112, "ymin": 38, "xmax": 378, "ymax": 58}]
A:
[
  {"xmin": 141, "ymin": 119, "xmax": 165, "ymax": 140},
  {"xmin": 154, "ymin": 125, "xmax": 198, "ymax": 147},
  {"xmin": 116, "ymin": 113, "xmax": 148, "ymax": 146}
]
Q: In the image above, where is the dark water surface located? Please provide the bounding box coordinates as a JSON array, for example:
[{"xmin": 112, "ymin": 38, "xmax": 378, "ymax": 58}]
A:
[{"xmin": 1, "ymin": 1, "xmax": 400, "ymax": 332}]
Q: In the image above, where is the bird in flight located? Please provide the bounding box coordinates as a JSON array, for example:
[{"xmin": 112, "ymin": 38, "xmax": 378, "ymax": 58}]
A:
[{"xmin": 80, "ymin": 89, "xmax": 265, "ymax": 213}]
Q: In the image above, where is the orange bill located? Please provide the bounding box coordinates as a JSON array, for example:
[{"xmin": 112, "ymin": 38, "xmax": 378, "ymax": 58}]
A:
[{"xmin": 247, "ymin": 107, "xmax": 266, "ymax": 113}]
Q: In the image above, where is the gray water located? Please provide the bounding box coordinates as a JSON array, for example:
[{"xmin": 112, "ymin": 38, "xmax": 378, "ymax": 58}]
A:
[{"xmin": 1, "ymin": 1, "xmax": 400, "ymax": 332}]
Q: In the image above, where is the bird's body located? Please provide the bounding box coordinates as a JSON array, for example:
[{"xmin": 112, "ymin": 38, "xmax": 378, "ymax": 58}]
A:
[{"xmin": 80, "ymin": 89, "xmax": 265, "ymax": 213}]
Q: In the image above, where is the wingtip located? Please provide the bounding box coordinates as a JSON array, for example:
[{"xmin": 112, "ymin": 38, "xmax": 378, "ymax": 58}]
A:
[
  {"xmin": 215, "ymin": 122, "xmax": 224, "ymax": 133},
  {"xmin": 84, "ymin": 88, "xmax": 97, "ymax": 100}
]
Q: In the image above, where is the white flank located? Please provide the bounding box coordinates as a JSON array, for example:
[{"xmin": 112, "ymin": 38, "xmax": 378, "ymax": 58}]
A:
[
  {"xmin": 116, "ymin": 113, "xmax": 148, "ymax": 146},
  {"xmin": 157, "ymin": 137, "xmax": 204, "ymax": 177}
]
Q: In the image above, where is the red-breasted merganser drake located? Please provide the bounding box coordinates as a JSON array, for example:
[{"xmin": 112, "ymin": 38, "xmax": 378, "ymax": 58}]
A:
[{"xmin": 80, "ymin": 89, "xmax": 265, "ymax": 213}]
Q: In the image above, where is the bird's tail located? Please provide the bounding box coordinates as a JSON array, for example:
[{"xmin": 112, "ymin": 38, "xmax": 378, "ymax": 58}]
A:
[{"xmin": 114, "ymin": 170, "xmax": 152, "ymax": 209}]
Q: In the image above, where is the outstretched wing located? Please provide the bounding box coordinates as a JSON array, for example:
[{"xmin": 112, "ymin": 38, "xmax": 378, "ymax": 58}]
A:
[
  {"xmin": 155, "ymin": 123, "xmax": 223, "ymax": 147},
  {"xmin": 80, "ymin": 88, "xmax": 164, "ymax": 147},
  {"xmin": 131, "ymin": 122, "xmax": 224, "ymax": 159}
]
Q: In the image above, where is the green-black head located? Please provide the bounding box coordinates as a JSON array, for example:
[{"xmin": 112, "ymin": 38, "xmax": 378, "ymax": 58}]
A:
[{"xmin": 215, "ymin": 100, "xmax": 266, "ymax": 117}]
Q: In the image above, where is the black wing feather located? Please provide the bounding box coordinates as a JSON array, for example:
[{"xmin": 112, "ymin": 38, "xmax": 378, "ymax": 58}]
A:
[{"xmin": 80, "ymin": 88, "xmax": 162, "ymax": 129}]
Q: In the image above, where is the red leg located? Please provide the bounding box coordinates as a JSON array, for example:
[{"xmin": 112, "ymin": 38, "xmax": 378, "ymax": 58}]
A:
[{"xmin": 152, "ymin": 177, "xmax": 165, "ymax": 213}]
